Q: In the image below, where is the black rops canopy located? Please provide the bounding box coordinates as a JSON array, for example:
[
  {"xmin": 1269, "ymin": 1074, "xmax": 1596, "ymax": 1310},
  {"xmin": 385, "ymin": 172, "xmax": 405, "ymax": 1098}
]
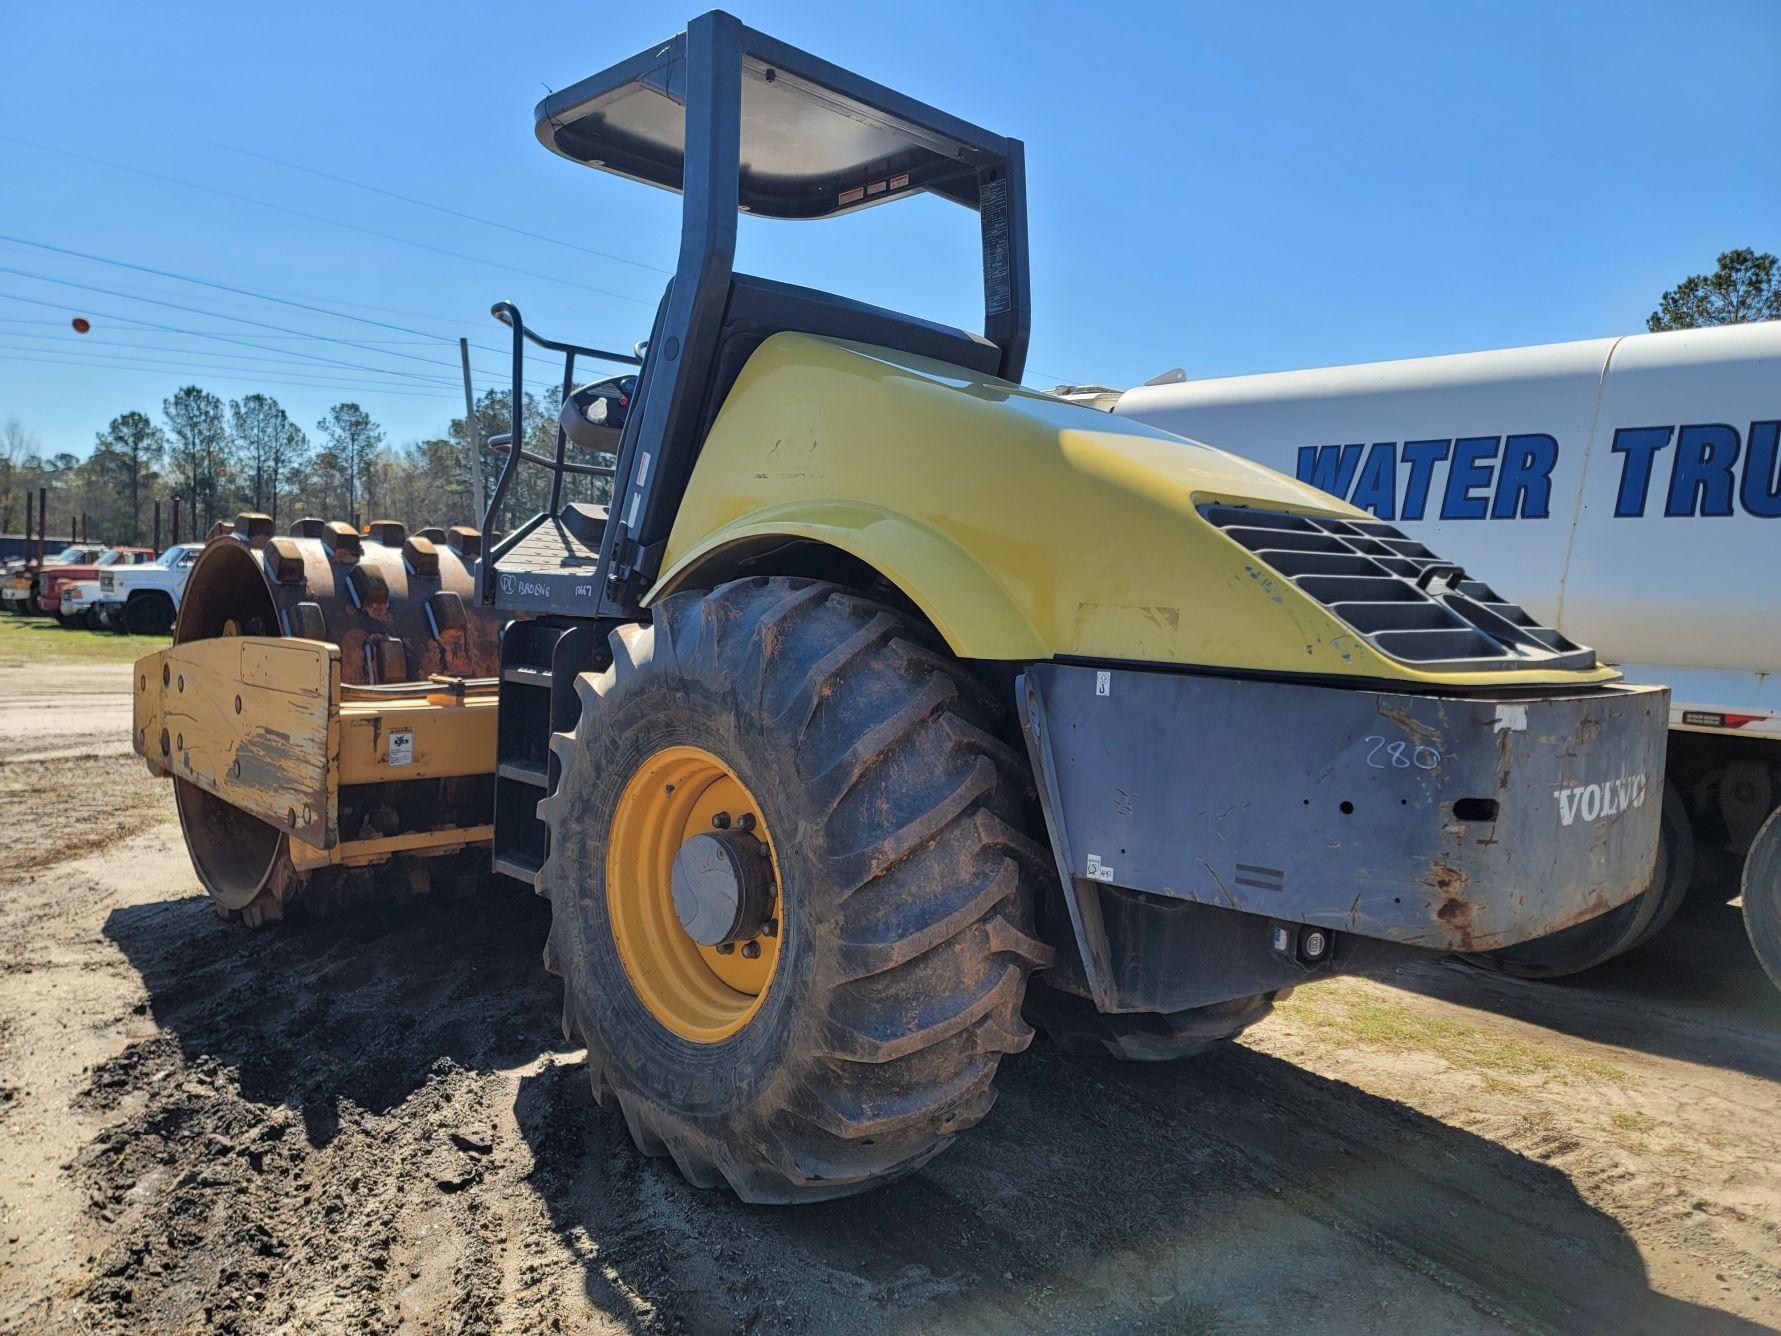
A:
[{"xmin": 535, "ymin": 24, "xmax": 1014, "ymax": 221}]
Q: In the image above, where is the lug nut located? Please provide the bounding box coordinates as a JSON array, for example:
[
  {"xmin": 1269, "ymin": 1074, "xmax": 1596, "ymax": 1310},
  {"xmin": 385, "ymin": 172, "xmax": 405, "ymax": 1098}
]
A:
[
  {"xmin": 715, "ymin": 942, "xmax": 736, "ymax": 955},
  {"xmin": 741, "ymin": 941, "xmax": 761, "ymax": 959},
  {"xmin": 762, "ymin": 918, "xmax": 778, "ymax": 938},
  {"xmin": 737, "ymin": 813, "xmax": 756, "ymax": 832},
  {"xmin": 711, "ymin": 812, "xmax": 731, "ymax": 829}
]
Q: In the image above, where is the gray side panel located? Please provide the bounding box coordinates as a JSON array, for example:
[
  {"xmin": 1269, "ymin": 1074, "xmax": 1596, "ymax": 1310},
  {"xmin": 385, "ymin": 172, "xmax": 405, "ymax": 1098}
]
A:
[{"xmin": 1021, "ymin": 665, "xmax": 1667, "ymax": 954}]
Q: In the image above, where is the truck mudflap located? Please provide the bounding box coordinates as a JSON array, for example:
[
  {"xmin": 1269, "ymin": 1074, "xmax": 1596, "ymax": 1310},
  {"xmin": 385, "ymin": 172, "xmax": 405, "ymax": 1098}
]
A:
[{"xmin": 1018, "ymin": 663, "xmax": 1668, "ymax": 983}]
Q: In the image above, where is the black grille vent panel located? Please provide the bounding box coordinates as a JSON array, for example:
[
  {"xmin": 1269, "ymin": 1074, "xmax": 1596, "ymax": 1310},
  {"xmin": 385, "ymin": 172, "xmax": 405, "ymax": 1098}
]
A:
[{"xmin": 1201, "ymin": 504, "xmax": 1595, "ymax": 672}]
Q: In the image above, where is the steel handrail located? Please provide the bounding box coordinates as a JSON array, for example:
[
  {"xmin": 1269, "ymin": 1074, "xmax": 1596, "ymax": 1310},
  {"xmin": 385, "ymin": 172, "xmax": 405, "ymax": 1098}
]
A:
[{"xmin": 478, "ymin": 301, "xmax": 637, "ymax": 604}]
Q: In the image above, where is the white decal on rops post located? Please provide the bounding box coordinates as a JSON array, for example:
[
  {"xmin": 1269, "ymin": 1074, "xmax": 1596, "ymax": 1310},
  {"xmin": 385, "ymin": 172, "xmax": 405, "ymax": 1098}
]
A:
[{"xmin": 1553, "ymin": 774, "xmax": 1647, "ymax": 826}]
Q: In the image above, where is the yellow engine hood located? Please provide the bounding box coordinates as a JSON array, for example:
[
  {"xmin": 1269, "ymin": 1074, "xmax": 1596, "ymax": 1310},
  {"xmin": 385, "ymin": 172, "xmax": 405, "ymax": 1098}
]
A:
[{"xmin": 654, "ymin": 333, "xmax": 1614, "ymax": 688}]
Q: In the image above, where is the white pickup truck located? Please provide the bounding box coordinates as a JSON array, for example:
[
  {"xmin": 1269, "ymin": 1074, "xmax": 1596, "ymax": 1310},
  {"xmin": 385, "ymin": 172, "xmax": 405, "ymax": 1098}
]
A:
[
  {"xmin": 96, "ymin": 543, "xmax": 204, "ymax": 634},
  {"xmin": 1107, "ymin": 320, "xmax": 1781, "ymax": 986}
]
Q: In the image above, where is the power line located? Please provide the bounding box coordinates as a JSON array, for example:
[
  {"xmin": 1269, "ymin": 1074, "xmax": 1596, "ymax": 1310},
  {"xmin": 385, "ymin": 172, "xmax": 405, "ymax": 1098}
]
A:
[
  {"xmin": 0, "ymin": 344, "xmax": 462, "ymax": 398},
  {"xmin": 0, "ymin": 258, "xmax": 477, "ymax": 380},
  {"xmin": 0, "ymin": 315, "xmax": 439, "ymax": 345},
  {"xmin": 0, "ymin": 350, "xmax": 457, "ymax": 400},
  {"xmin": 1, "ymin": 328, "xmax": 470, "ymax": 379},
  {"xmin": 0, "ymin": 264, "xmax": 527, "ymax": 391},
  {"xmin": 0, "ymin": 135, "xmax": 658, "ymax": 307},
  {"xmin": 0, "ymin": 235, "xmax": 598, "ymax": 391},
  {"xmin": 213, "ymin": 141, "xmax": 672, "ymax": 276},
  {"xmin": 0, "ymin": 289, "xmax": 456, "ymax": 387}
]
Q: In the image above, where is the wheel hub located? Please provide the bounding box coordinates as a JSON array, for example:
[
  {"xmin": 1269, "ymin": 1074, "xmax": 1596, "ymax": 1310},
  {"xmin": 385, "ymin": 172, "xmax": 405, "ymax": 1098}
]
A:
[
  {"xmin": 671, "ymin": 828, "xmax": 776, "ymax": 946},
  {"xmin": 607, "ymin": 746, "xmax": 784, "ymax": 1042}
]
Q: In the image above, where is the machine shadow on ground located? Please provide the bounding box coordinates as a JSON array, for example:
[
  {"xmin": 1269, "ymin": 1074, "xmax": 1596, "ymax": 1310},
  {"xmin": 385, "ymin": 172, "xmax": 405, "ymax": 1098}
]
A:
[
  {"xmin": 101, "ymin": 887, "xmax": 1760, "ymax": 1333},
  {"xmin": 512, "ymin": 1037, "xmax": 1759, "ymax": 1333},
  {"xmin": 1380, "ymin": 894, "xmax": 1781, "ymax": 1086},
  {"xmin": 102, "ymin": 884, "xmax": 567, "ymax": 1146}
]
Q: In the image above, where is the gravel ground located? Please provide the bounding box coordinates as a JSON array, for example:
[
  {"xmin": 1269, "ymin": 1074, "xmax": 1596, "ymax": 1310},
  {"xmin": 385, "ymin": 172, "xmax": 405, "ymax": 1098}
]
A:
[{"xmin": 0, "ymin": 646, "xmax": 1776, "ymax": 1333}]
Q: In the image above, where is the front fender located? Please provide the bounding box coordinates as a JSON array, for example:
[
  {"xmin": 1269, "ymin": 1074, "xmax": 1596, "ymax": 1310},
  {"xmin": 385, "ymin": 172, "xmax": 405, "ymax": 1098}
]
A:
[{"xmin": 650, "ymin": 500, "xmax": 1048, "ymax": 659}]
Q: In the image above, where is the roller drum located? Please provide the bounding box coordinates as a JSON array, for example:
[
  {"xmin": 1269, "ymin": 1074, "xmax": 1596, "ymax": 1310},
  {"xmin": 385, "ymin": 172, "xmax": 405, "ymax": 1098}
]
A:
[{"xmin": 171, "ymin": 513, "xmax": 503, "ymax": 925}]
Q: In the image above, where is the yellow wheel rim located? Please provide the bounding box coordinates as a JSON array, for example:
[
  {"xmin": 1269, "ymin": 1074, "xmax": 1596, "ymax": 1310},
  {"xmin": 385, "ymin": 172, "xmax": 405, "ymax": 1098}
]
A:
[{"xmin": 606, "ymin": 745, "xmax": 783, "ymax": 1043}]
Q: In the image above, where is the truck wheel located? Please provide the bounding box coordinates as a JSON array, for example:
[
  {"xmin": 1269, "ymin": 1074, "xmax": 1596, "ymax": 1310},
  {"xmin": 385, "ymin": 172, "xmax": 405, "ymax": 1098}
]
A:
[
  {"xmin": 1025, "ymin": 981, "xmax": 1282, "ymax": 1061},
  {"xmin": 538, "ymin": 577, "xmax": 1051, "ymax": 1202},
  {"xmin": 85, "ymin": 606, "xmax": 107, "ymax": 631},
  {"xmin": 1742, "ymin": 808, "xmax": 1781, "ymax": 990},
  {"xmin": 124, "ymin": 593, "xmax": 176, "ymax": 636},
  {"xmin": 1468, "ymin": 783, "xmax": 1691, "ymax": 979}
]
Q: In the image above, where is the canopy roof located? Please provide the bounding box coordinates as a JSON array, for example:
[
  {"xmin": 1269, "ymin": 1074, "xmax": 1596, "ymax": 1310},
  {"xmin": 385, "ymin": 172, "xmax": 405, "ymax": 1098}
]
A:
[{"xmin": 534, "ymin": 21, "xmax": 1016, "ymax": 220}]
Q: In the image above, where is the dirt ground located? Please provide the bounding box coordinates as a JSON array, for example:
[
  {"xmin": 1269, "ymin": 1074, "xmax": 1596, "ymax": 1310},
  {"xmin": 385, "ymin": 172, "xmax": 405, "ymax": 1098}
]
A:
[{"xmin": 0, "ymin": 646, "xmax": 1776, "ymax": 1334}]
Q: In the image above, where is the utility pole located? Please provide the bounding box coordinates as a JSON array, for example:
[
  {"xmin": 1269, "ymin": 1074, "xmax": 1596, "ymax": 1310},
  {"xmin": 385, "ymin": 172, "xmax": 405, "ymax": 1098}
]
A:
[
  {"xmin": 153, "ymin": 500, "xmax": 162, "ymax": 554},
  {"xmin": 24, "ymin": 491, "xmax": 33, "ymax": 564},
  {"xmin": 460, "ymin": 337, "xmax": 485, "ymax": 527}
]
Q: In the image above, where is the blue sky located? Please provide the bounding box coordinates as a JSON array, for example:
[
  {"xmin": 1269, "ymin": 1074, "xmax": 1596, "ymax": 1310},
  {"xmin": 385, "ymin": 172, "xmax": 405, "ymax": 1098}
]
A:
[{"xmin": 2, "ymin": 0, "xmax": 1776, "ymax": 458}]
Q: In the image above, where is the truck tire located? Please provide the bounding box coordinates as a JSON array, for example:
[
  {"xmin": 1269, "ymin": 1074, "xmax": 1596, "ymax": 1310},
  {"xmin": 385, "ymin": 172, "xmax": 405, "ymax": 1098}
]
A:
[
  {"xmin": 1468, "ymin": 783, "xmax": 1692, "ymax": 979},
  {"xmin": 1742, "ymin": 807, "xmax": 1781, "ymax": 990},
  {"xmin": 124, "ymin": 592, "xmax": 176, "ymax": 636},
  {"xmin": 85, "ymin": 606, "xmax": 107, "ymax": 631},
  {"xmin": 537, "ymin": 577, "xmax": 1052, "ymax": 1202},
  {"xmin": 1025, "ymin": 981, "xmax": 1282, "ymax": 1061}
]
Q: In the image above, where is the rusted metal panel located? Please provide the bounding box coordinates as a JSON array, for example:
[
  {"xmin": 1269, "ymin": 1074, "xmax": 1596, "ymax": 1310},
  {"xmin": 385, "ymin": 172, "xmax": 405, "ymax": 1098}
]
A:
[
  {"xmin": 133, "ymin": 638, "xmax": 340, "ymax": 849},
  {"xmin": 1020, "ymin": 664, "xmax": 1668, "ymax": 954}
]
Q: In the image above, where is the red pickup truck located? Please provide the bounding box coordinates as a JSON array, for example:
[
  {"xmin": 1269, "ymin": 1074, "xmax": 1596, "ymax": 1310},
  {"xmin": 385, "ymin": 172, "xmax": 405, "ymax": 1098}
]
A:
[{"xmin": 31, "ymin": 548, "xmax": 155, "ymax": 622}]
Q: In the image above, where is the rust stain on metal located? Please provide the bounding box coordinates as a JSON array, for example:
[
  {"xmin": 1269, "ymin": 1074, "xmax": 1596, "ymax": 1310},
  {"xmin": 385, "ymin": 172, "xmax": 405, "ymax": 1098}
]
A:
[
  {"xmin": 1376, "ymin": 701, "xmax": 1441, "ymax": 744},
  {"xmin": 1423, "ymin": 860, "xmax": 1477, "ymax": 950}
]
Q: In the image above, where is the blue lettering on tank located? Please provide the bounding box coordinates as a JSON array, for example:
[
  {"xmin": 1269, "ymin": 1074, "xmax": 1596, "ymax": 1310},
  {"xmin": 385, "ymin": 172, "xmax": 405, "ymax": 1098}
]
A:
[
  {"xmin": 1400, "ymin": 440, "xmax": 1451, "ymax": 520},
  {"xmin": 1347, "ymin": 442, "xmax": 1398, "ymax": 519},
  {"xmin": 1665, "ymin": 423, "xmax": 1741, "ymax": 517},
  {"xmin": 1491, "ymin": 433, "xmax": 1558, "ymax": 519},
  {"xmin": 1289, "ymin": 418, "xmax": 1775, "ymax": 521},
  {"xmin": 1295, "ymin": 443, "xmax": 1364, "ymax": 497},
  {"xmin": 1741, "ymin": 420, "xmax": 1781, "ymax": 519},
  {"xmin": 1609, "ymin": 426, "xmax": 1674, "ymax": 517},
  {"xmin": 1440, "ymin": 437, "xmax": 1500, "ymax": 520}
]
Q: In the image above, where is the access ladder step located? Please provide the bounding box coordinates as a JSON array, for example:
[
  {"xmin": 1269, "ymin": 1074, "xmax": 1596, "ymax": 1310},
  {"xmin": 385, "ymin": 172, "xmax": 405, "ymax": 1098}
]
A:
[
  {"xmin": 493, "ymin": 851, "xmax": 543, "ymax": 885},
  {"xmin": 497, "ymin": 758, "xmax": 549, "ymax": 787}
]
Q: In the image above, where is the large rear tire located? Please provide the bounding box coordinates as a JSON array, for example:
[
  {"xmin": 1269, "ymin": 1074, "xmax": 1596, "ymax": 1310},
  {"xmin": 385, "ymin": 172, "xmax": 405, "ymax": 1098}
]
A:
[
  {"xmin": 1467, "ymin": 783, "xmax": 1692, "ymax": 979},
  {"xmin": 1026, "ymin": 981, "xmax": 1283, "ymax": 1061},
  {"xmin": 1742, "ymin": 807, "xmax": 1781, "ymax": 990},
  {"xmin": 538, "ymin": 577, "xmax": 1052, "ymax": 1203}
]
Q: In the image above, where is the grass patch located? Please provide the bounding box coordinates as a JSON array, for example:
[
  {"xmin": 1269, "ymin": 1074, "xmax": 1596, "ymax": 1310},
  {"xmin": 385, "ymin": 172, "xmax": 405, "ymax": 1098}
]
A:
[
  {"xmin": 0, "ymin": 613, "xmax": 168, "ymax": 666},
  {"xmin": 1278, "ymin": 978, "xmax": 1628, "ymax": 1086},
  {"xmin": 1608, "ymin": 1111, "xmax": 1655, "ymax": 1134}
]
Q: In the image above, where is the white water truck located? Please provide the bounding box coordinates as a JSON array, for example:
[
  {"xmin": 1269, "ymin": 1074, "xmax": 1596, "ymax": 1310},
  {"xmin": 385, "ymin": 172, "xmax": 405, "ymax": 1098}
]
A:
[{"xmin": 1103, "ymin": 320, "xmax": 1781, "ymax": 985}]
